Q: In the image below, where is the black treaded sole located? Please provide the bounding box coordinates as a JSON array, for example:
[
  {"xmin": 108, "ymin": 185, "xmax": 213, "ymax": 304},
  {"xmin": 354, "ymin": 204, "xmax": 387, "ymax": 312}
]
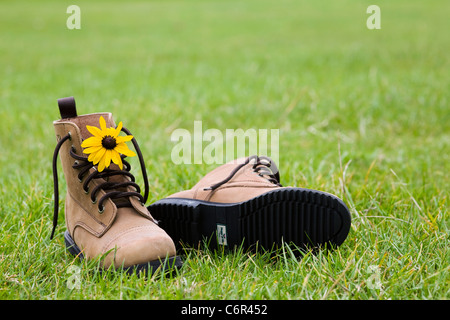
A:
[
  {"xmin": 63, "ymin": 230, "xmax": 183, "ymax": 275},
  {"xmin": 148, "ymin": 188, "xmax": 351, "ymax": 252}
]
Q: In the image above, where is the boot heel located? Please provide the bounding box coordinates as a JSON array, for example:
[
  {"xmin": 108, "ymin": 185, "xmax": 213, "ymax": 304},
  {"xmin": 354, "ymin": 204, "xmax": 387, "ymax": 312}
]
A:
[
  {"xmin": 149, "ymin": 199, "xmax": 202, "ymax": 249},
  {"xmin": 239, "ymin": 188, "xmax": 351, "ymax": 251},
  {"xmin": 64, "ymin": 230, "xmax": 84, "ymax": 260}
]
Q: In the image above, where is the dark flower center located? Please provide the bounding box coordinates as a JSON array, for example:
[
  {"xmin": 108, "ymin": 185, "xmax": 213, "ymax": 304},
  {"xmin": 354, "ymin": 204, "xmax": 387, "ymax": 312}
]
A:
[{"xmin": 102, "ymin": 136, "xmax": 117, "ymax": 150}]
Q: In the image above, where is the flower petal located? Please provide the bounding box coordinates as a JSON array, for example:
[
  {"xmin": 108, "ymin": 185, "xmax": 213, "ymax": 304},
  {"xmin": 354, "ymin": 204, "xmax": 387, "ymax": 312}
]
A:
[
  {"xmin": 88, "ymin": 152, "xmax": 97, "ymax": 163},
  {"xmin": 116, "ymin": 135, "xmax": 133, "ymax": 144},
  {"xmin": 105, "ymin": 127, "xmax": 115, "ymax": 137},
  {"xmin": 99, "ymin": 116, "xmax": 107, "ymax": 131},
  {"xmin": 114, "ymin": 121, "xmax": 123, "ymax": 138},
  {"xmin": 111, "ymin": 150, "xmax": 123, "ymax": 169},
  {"xmin": 86, "ymin": 125, "xmax": 103, "ymax": 138},
  {"xmin": 115, "ymin": 143, "xmax": 136, "ymax": 157},
  {"xmin": 83, "ymin": 145, "xmax": 103, "ymax": 155},
  {"xmin": 105, "ymin": 150, "xmax": 112, "ymax": 168},
  {"xmin": 98, "ymin": 150, "xmax": 109, "ymax": 172},
  {"xmin": 98, "ymin": 159, "xmax": 106, "ymax": 172},
  {"xmin": 93, "ymin": 147, "xmax": 106, "ymax": 164},
  {"xmin": 81, "ymin": 136, "xmax": 102, "ymax": 148}
]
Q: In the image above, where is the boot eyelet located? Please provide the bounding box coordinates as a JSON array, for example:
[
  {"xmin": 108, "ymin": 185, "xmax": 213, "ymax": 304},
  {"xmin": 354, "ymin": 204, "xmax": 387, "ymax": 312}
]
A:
[
  {"xmin": 98, "ymin": 206, "xmax": 104, "ymax": 214},
  {"xmin": 68, "ymin": 132, "xmax": 72, "ymax": 140},
  {"xmin": 84, "ymin": 186, "xmax": 90, "ymax": 194},
  {"xmin": 91, "ymin": 197, "xmax": 97, "ymax": 204},
  {"xmin": 71, "ymin": 145, "xmax": 77, "ymax": 153}
]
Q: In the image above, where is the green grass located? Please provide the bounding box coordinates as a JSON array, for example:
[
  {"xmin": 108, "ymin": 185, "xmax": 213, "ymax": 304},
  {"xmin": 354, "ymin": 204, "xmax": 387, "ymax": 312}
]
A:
[{"xmin": 0, "ymin": 0, "xmax": 448, "ymax": 300}]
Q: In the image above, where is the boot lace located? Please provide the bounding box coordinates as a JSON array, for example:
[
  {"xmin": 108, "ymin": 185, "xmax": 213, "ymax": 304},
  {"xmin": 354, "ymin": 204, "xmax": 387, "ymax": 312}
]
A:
[
  {"xmin": 203, "ymin": 155, "xmax": 282, "ymax": 191},
  {"xmin": 51, "ymin": 127, "xmax": 149, "ymax": 240}
]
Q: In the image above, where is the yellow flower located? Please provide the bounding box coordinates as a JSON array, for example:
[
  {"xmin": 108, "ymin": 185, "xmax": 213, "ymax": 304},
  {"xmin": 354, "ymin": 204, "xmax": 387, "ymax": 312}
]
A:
[{"xmin": 81, "ymin": 116, "xmax": 136, "ymax": 172}]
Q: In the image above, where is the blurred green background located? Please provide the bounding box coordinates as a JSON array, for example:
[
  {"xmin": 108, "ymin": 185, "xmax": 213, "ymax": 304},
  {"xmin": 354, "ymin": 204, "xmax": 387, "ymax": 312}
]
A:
[{"xmin": 1, "ymin": 0, "xmax": 448, "ymax": 186}]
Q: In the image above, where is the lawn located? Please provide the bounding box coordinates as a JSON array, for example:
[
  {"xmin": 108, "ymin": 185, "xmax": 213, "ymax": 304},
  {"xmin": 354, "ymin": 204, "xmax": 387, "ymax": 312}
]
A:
[{"xmin": 0, "ymin": 0, "xmax": 448, "ymax": 300}]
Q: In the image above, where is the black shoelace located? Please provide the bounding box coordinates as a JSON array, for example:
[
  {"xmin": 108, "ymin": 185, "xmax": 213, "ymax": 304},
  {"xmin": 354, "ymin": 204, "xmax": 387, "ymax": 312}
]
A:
[
  {"xmin": 203, "ymin": 155, "xmax": 282, "ymax": 191},
  {"xmin": 51, "ymin": 127, "xmax": 149, "ymax": 240}
]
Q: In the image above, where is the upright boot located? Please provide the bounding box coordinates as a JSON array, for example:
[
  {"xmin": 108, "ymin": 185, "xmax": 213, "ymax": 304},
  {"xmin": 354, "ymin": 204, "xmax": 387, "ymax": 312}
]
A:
[
  {"xmin": 149, "ymin": 156, "xmax": 351, "ymax": 252},
  {"xmin": 52, "ymin": 96, "xmax": 182, "ymax": 274}
]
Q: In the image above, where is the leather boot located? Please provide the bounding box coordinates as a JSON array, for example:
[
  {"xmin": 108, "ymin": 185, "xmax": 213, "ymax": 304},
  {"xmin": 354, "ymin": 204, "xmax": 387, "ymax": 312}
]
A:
[
  {"xmin": 149, "ymin": 156, "xmax": 351, "ymax": 252},
  {"xmin": 52, "ymin": 97, "xmax": 182, "ymax": 274}
]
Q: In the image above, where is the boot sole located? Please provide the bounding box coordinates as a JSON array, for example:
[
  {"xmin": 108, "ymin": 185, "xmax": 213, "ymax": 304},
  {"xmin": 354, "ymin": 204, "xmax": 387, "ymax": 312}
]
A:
[
  {"xmin": 148, "ymin": 187, "xmax": 351, "ymax": 252},
  {"xmin": 63, "ymin": 230, "xmax": 183, "ymax": 275}
]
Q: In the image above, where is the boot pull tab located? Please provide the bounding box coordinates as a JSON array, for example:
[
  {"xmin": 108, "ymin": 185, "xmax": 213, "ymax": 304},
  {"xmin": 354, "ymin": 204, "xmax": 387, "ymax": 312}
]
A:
[{"xmin": 57, "ymin": 96, "xmax": 78, "ymax": 119}]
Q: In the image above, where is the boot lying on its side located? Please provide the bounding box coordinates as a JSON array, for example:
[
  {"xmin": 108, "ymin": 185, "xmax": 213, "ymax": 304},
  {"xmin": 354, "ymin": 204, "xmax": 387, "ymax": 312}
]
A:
[{"xmin": 149, "ymin": 156, "xmax": 351, "ymax": 252}]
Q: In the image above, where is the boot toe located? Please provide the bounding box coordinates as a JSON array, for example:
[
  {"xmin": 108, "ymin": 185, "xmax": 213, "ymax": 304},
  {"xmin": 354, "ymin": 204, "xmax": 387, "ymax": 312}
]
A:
[{"xmin": 103, "ymin": 225, "xmax": 177, "ymax": 269}]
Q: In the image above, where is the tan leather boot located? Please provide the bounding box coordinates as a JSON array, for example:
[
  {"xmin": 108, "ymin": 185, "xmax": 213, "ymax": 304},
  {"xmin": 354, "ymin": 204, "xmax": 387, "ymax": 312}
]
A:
[
  {"xmin": 52, "ymin": 97, "xmax": 181, "ymax": 274},
  {"xmin": 149, "ymin": 156, "xmax": 351, "ymax": 252}
]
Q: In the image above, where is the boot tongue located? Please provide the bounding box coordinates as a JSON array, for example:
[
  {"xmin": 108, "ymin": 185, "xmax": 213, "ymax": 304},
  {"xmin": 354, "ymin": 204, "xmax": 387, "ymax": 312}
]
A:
[
  {"xmin": 79, "ymin": 114, "xmax": 132, "ymax": 207},
  {"xmin": 77, "ymin": 113, "xmax": 116, "ymax": 141},
  {"xmin": 82, "ymin": 115, "xmax": 132, "ymax": 202}
]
